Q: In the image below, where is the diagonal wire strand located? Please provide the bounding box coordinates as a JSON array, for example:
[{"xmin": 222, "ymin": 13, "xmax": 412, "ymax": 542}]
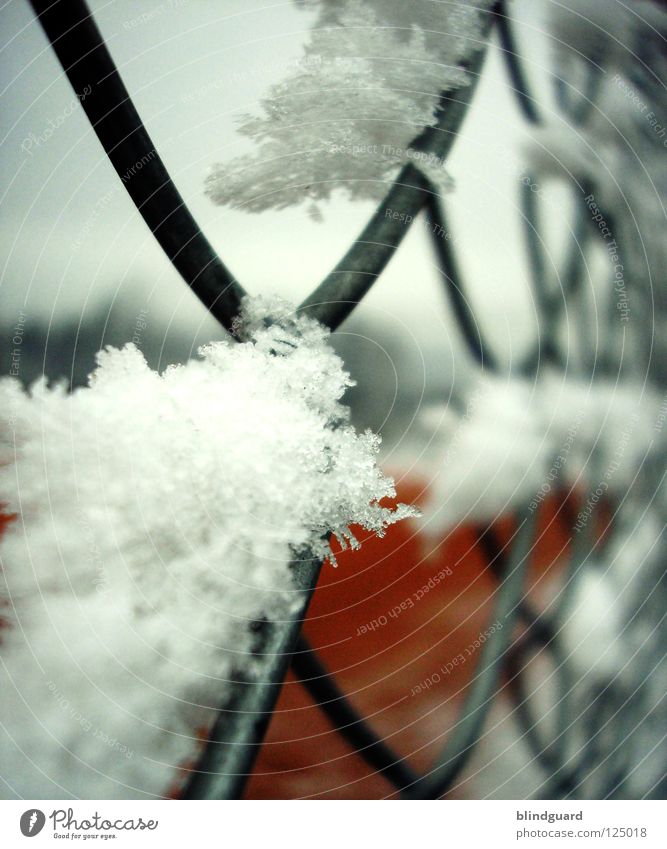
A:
[
  {"xmin": 520, "ymin": 185, "xmax": 592, "ymax": 375},
  {"xmin": 298, "ymin": 11, "xmax": 496, "ymax": 332},
  {"xmin": 182, "ymin": 551, "xmax": 324, "ymax": 799},
  {"xmin": 494, "ymin": 0, "xmax": 541, "ymax": 126},
  {"xmin": 29, "ymin": 0, "xmax": 246, "ymax": 332},
  {"xmin": 425, "ymin": 195, "xmax": 499, "ymax": 371},
  {"xmin": 292, "ymin": 635, "xmax": 421, "ymax": 792},
  {"xmin": 402, "ymin": 505, "xmax": 538, "ymax": 799}
]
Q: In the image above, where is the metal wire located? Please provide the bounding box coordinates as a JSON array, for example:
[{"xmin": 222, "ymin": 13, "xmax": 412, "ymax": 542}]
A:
[
  {"xmin": 480, "ymin": 517, "xmax": 578, "ymax": 771},
  {"xmin": 426, "ymin": 195, "xmax": 499, "ymax": 371},
  {"xmin": 292, "ymin": 635, "xmax": 420, "ymax": 792},
  {"xmin": 29, "ymin": 0, "xmax": 642, "ymax": 802},
  {"xmin": 29, "ymin": 0, "xmax": 245, "ymax": 332},
  {"xmin": 299, "ymin": 33, "xmax": 494, "ymax": 332},
  {"xmin": 494, "ymin": 0, "xmax": 541, "ymax": 126},
  {"xmin": 507, "ymin": 647, "xmax": 580, "ymax": 796},
  {"xmin": 520, "ymin": 184, "xmax": 593, "ymax": 376},
  {"xmin": 403, "ymin": 506, "xmax": 538, "ymax": 799}
]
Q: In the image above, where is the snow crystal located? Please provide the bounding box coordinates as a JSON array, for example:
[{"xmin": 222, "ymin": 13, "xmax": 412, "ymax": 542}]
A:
[
  {"xmin": 206, "ymin": 0, "xmax": 493, "ymax": 213},
  {"xmin": 0, "ymin": 296, "xmax": 411, "ymax": 799}
]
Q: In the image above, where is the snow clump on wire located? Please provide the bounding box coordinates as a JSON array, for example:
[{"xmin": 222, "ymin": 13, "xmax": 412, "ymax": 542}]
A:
[
  {"xmin": 0, "ymin": 296, "xmax": 413, "ymax": 799},
  {"xmin": 206, "ymin": 0, "xmax": 494, "ymax": 213},
  {"xmin": 418, "ymin": 371, "xmax": 665, "ymax": 534}
]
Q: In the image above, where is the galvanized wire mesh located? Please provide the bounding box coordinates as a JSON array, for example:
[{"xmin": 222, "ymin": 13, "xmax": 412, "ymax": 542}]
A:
[{"xmin": 28, "ymin": 0, "xmax": 667, "ymax": 801}]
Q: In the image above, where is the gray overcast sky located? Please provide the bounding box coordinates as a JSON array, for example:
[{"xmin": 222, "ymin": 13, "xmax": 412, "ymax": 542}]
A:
[{"xmin": 0, "ymin": 0, "xmax": 561, "ymax": 359}]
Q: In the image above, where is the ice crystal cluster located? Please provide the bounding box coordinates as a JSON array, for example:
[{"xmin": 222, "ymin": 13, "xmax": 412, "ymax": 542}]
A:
[
  {"xmin": 0, "ymin": 297, "xmax": 410, "ymax": 799},
  {"xmin": 206, "ymin": 0, "xmax": 493, "ymax": 213}
]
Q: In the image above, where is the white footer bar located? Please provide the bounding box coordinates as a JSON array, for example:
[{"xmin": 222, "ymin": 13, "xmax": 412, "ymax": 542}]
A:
[{"xmin": 1, "ymin": 800, "xmax": 665, "ymax": 848}]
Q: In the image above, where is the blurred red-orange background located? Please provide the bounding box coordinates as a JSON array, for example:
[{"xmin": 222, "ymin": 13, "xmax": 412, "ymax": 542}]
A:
[{"xmin": 246, "ymin": 477, "xmax": 581, "ymax": 799}]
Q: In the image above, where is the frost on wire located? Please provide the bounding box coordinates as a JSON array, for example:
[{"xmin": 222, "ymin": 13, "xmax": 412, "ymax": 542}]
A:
[
  {"xmin": 206, "ymin": 0, "xmax": 493, "ymax": 214},
  {"xmin": 419, "ymin": 371, "xmax": 665, "ymax": 534},
  {"xmin": 0, "ymin": 297, "xmax": 413, "ymax": 799}
]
